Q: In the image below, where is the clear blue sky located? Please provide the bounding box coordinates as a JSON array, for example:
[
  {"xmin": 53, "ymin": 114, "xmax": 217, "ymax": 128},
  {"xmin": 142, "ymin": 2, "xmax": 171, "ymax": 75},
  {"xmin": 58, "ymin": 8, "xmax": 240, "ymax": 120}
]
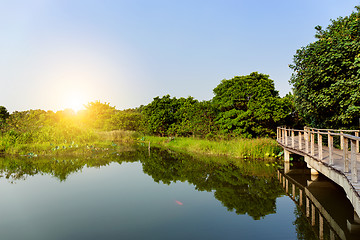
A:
[{"xmin": 1, "ymin": 0, "xmax": 359, "ymax": 112}]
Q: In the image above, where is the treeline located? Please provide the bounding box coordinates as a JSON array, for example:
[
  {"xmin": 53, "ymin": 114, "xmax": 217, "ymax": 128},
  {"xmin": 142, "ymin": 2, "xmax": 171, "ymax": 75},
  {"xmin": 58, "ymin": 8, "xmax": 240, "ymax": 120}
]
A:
[
  {"xmin": 140, "ymin": 72, "xmax": 299, "ymax": 138},
  {"xmin": 0, "ymin": 72, "xmax": 299, "ymax": 151}
]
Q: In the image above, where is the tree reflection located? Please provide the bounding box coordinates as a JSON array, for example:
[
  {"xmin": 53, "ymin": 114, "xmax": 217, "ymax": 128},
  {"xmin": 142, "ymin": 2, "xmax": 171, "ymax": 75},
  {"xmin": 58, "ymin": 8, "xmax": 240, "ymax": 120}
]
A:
[
  {"xmin": 138, "ymin": 147, "xmax": 284, "ymax": 220},
  {"xmin": 0, "ymin": 147, "xmax": 283, "ymax": 220}
]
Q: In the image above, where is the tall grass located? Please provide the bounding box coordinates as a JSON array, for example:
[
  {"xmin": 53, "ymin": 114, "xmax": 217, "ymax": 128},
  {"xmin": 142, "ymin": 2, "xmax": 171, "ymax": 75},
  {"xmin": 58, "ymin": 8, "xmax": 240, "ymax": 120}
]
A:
[
  {"xmin": 143, "ymin": 136, "xmax": 282, "ymax": 160},
  {"xmin": 97, "ymin": 130, "xmax": 139, "ymax": 143},
  {"xmin": 0, "ymin": 127, "xmax": 138, "ymax": 156}
]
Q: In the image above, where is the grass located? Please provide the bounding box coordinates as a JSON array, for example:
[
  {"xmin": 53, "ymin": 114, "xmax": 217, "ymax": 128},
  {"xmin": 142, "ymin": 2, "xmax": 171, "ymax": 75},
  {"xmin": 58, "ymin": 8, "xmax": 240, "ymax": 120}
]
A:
[
  {"xmin": 141, "ymin": 136, "xmax": 283, "ymax": 160},
  {"xmin": 0, "ymin": 130, "xmax": 139, "ymax": 156}
]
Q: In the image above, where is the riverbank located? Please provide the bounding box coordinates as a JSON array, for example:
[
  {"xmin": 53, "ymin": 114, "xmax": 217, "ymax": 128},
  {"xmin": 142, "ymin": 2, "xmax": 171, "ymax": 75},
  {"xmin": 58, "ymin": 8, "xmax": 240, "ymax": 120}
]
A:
[
  {"xmin": 141, "ymin": 136, "xmax": 282, "ymax": 160},
  {"xmin": 1, "ymin": 129, "xmax": 283, "ymax": 161}
]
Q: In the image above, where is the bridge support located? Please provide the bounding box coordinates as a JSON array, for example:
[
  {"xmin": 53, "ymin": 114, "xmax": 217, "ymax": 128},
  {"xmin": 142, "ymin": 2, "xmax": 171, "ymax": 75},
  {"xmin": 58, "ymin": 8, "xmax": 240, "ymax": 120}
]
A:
[
  {"xmin": 304, "ymin": 156, "xmax": 319, "ymax": 175},
  {"xmin": 284, "ymin": 149, "xmax": 291, "ymax": 173}
]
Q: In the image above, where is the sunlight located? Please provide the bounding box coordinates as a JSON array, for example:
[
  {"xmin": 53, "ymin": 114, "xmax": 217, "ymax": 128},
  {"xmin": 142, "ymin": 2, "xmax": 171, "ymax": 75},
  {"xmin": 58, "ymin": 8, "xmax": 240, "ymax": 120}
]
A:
[{"xmin": 64, "ymin": 92, "xmax": 87, "ymax": 113}]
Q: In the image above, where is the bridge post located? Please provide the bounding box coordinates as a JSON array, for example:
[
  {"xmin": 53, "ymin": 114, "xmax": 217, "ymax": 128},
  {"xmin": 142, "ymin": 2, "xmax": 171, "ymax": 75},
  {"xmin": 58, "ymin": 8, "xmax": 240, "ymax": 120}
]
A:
[
  {"xmin": 355, "ymin": 131, "xmax": 359, "ymax": 153},
  {"xmin": 341, "ymin": 131, "xmax": 344, "ymax": 150},
  {"xmin": 291, "ymin": 129, "xmax": 295, "ymax": 148},
  {"xmin": 351, "ymin": 139, "xmax": 358, "ymax": 183},
  {"xmin": 318, "ymin": 132, "xmax": 323, "ymax": 160},
  {"xmin": 311, "ymin": 130, "xmax": 315, "ymax": 156},
  {"xmin": 312, "ymin": 203, "xmax": 316, "ymax": 226},
  {"xmin": 344, "ymin": 137, "xmax": 349, "ymax": 173},
  {"xmin": 328, "ymin": 132, "xmax": 334, "ymax": 165},
  {"xmin": 292, "ymin": 183, "xmax": 295, "ymax": 199},
  {"xmin": 285, "ymin": 128, "xmax": 288, "ymax": 146},
  {"xmin": 299, "ymin": 131, "xmax": 302, "ymax": 150},
  {"xmin": 306, "ymin": 197, "xmax": 310, "ymax": 217},
  {"xmin": 305, "ymin": 128, "xmax": 309, "ymax": 153},
  {"xmin": 319, "ymin": 213, "xmax": 324, "ymax": 240}
]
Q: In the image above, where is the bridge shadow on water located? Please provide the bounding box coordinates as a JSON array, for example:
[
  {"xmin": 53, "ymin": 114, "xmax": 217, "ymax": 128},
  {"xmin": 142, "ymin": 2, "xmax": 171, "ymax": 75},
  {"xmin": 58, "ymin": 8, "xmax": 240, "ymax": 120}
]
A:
[{"xmin": 279, "ymin": 158, "xmax": 360, "ymax": 240}]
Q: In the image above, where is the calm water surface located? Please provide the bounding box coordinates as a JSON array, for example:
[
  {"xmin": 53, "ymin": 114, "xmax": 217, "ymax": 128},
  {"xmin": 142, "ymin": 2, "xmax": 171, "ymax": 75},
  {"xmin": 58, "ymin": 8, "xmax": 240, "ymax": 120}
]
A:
[{"xmin": 0, "ymin": 147, "xmax": 352, "ymax": 240}]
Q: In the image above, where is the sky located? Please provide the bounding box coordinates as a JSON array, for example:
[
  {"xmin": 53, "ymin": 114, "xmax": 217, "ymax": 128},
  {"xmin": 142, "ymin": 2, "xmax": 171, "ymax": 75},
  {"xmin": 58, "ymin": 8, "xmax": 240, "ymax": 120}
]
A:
[{"xmin": 1, "ymin": 0, "xmax": 360, "ymax": 113}]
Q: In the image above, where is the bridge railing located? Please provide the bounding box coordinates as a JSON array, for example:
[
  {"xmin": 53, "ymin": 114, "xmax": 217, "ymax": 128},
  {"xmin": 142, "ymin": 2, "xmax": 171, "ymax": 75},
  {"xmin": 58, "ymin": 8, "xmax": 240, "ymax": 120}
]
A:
[{"xmin": 277, "ymin": 126, "xmax": 360, "ymax": 183}]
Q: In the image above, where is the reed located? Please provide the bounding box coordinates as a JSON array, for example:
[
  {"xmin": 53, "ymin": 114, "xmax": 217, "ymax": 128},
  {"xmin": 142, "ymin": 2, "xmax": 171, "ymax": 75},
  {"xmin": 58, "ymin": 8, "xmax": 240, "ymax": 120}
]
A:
[{"xmin": 142, "ymin": 136, "xmax": 281, "ymax": 160}]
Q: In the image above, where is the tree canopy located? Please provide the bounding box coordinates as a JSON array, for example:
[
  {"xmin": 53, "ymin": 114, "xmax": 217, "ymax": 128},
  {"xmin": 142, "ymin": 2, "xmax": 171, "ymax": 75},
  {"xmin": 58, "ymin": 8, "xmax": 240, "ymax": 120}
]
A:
[
  {"xmin": 289, "ymin": 6, "xmax": 360, "ymax": 128},
  {"xmin": 212, "ymin": 72, "xmax": 291, "ymax": 137}
]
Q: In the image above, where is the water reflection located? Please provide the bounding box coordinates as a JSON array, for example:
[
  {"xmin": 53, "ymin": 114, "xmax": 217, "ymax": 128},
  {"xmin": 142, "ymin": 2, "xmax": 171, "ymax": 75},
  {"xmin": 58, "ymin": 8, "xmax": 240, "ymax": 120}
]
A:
[
  {"xmin": 3, "ymin": 147, "xmax": 354, "ymax": 239},
  {"xmin": 0, "ymin": 147, "xmax": 283, "ymax": 221},
  {"xmin": 279, "ymin": 166, "xmax": 360, "ymax": 240}
]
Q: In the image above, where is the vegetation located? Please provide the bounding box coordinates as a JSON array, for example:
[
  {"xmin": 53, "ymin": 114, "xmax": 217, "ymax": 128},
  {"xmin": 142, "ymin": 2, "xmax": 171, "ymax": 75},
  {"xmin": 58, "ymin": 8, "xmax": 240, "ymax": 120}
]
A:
[
  {"xmin": 0, "ymin": 71, "xmax": 296, "ymax": 156},
  {"xmin": 213, "ymin": 72, "xmax": 292, "ymax": 137},
  {"xmin": 141, "ymin": 72, "xmax": 294, "ymax": 138},
  {"xmin": 0, "ymin": 147, "xmax": 283, "ymax": 220},
  {"xmin": 142, "ymin": 136, "xmax": 282, "ymax": 160},
  {"xmin": 290, "ymin": 6, "xmax": 360, "ymax": 129}
]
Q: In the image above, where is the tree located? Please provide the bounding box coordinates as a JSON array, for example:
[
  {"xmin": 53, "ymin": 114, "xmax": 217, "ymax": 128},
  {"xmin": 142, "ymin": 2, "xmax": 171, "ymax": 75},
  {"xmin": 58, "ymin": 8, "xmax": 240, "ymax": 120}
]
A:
[
  {"xmin": 104, "ymin": 109, "xmax": 142, "ymax": 131},
  {"xmin": 212, "ymin": 72, "xmax": 290, "ymax": 138},
  {"xmin": 0, "ymin": 106, "xmax": 10, "ymax": 135},
  {"xmin": 81, "ymin": 101, "xmax": 116, "ymax": 129},
  {"xmin": 289, "ymin": 6, "xmax": 360, "ymax": 128},
  {"xmin": 141, "ymin": 95, "xmax": 180, "ymax": 136},
  {"xmin": 141, "ymin": 95, "xmax": 218, "ymax": 137}
]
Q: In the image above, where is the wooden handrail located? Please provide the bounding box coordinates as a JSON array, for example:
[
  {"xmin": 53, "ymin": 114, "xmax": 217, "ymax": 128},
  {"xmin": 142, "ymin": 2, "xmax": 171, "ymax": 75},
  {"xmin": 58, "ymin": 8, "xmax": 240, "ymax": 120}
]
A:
[{"xmin": 277, "ymin": 126, "xmax": 360, "ymax": 183}]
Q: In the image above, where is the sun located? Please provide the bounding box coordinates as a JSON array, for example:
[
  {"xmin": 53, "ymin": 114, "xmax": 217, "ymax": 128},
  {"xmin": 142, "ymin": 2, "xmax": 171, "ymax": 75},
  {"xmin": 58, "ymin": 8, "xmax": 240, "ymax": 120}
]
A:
[{"xmin": 64, "ymin": 92, "xmax": 87, "ymax": 113}]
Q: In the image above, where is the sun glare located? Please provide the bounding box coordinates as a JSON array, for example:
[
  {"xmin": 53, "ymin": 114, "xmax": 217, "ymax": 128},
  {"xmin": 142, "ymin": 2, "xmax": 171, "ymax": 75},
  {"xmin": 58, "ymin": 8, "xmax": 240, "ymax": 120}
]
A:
[{"xmin": 64, "ymin": 92, "xmax": 86, "ymax": 113}]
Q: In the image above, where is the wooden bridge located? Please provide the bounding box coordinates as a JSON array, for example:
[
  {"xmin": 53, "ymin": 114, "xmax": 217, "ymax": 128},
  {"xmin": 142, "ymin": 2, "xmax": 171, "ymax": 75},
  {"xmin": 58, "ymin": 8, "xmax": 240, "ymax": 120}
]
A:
[{"xmin": 277, "ymin": 126, "xmax": 360, "ymax": 216}]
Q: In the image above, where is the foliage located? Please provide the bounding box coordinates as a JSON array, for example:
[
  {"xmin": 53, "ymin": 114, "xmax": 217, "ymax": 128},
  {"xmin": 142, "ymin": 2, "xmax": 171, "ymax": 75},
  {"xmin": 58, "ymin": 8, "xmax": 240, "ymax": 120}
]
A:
[
  {"xmin": 81, "ymin": 101, "xmax": 116, "ymax": 129},
  {"xmin": 0, "ymin": 147, "xmax": 284, "ymax": 219},
  {"xmin": 289, "ymin": 6, "xmax": 360, "ymax": 128},
  {"xmin": 0, "ymin": 106, "xmax": 10, "ymax": 135},
  {"xmin": 104, "ymin": 109, "xmax": 142, "ymax": 131},
  {"xmin": 141, "ymin": 95, "xmax": 177, "ymax": 136},
  {"xmin": 141, "ymin": 95, "xmax": 217, "ymax": 137},
  {"xmin": 137, "ymin": 147, "xmax": 284, "ymax": 219},
  {"xmin": 142, "ymin": 136, "xmax": 282, "ymax": 160},
  {"xmin": 212, "ymin": 72, "xmax": 291, "ymax": 137}
]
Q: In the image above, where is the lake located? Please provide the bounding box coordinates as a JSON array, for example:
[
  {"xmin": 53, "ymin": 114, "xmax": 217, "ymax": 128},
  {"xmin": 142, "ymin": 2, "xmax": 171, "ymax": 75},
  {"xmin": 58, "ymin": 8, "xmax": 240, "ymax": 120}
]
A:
[{"xmin": 0, "ymin": 147, "xmax": 357, "ymax": 240}]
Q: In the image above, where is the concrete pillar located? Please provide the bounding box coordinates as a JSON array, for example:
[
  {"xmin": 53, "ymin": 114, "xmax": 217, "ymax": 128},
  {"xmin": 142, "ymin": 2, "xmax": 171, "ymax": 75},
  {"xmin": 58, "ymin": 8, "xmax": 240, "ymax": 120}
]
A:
[
  {"xmin": 305, "ymin": 156, "xmax": 319, "ymax": 175},
  {"xmin": 284, "ymin": 149, "xmax": 290, "ymax": 162},
  {"xmin": 311, "ymin": 169, "xmax": 319, "ymax": 175},
  {"xmin": 284, "ymin": 149, "xmax": 291, "ymax": 174},
  {"xmin": 284, "ymin": 161, "xmax": 290, "ymax": 174}
]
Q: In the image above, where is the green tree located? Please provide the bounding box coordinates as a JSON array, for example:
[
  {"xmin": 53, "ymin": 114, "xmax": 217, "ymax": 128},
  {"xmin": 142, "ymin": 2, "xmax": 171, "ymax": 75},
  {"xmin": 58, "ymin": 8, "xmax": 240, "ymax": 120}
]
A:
[
  {"xmin": 0, "ymin": 106, "xmax": 10, "ymax": 134},
  {"xmin": 212, "ymin": 72, "xmax": 290, "ymax": 138},
  {"xmin": 142, "ymin": 95, "xmax": 217, "ymax": 137},
  {"xmin": 289, "ymin": 6, "xmax": 360, "ymax": 128},
  {"xmin": 104, "ymin": 109, "xmax": 142, "ymax": 131},
  {"xmin": 141, "ymin": 95, "xmax": 180, "ymax": 136},
  {"xmin": 82, "ymin": 101, "xmax": 116, "ymax": 129}
]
